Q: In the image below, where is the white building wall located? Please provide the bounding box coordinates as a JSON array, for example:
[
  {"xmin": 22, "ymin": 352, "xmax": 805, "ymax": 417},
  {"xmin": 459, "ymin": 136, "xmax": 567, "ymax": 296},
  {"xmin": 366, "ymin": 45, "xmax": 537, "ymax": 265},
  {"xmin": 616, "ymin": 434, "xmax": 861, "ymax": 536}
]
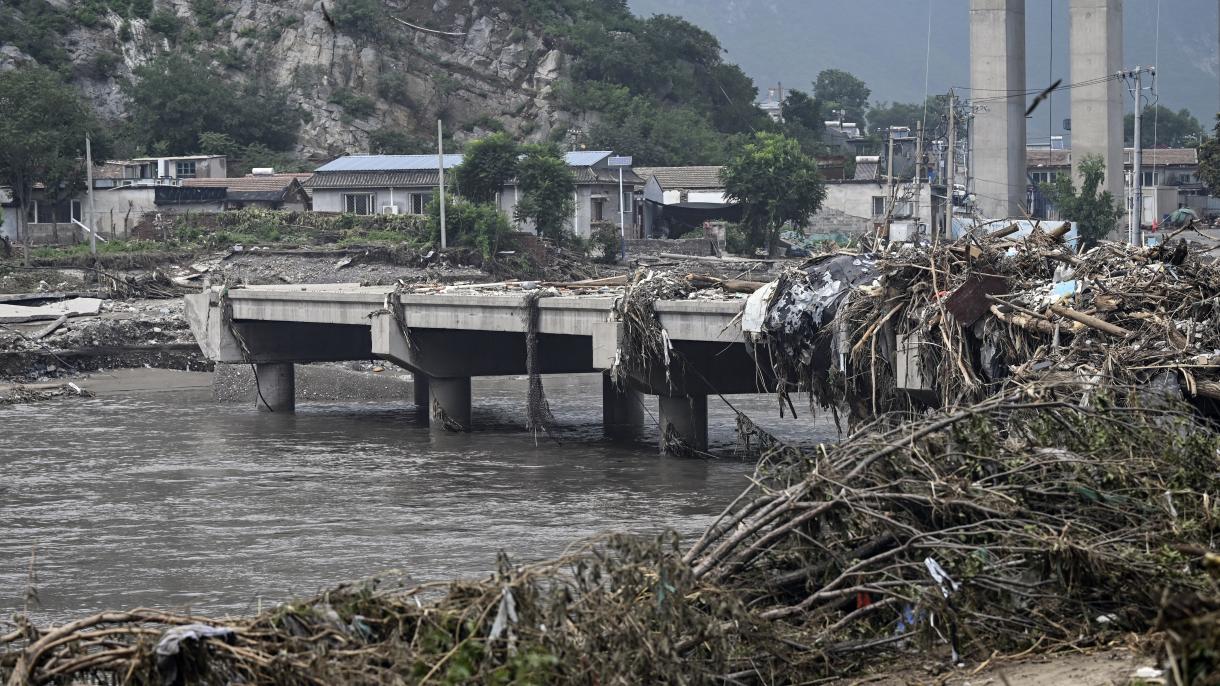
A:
[
  {"xmin": 90, "ymin": 187, "xmax": 156, "ymax": 238},
  {"xmin": 822, "ymin": 183, "xmax": 935, "ymax": 228}
]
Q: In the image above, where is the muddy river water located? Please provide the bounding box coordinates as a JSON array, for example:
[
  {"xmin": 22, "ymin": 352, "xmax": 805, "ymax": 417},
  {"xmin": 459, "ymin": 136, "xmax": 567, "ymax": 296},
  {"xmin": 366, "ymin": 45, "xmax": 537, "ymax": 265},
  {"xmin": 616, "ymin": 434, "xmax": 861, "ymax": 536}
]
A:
[{"xmin": 0, "ymin": 373, "xmax": 837, "ymax": 622}]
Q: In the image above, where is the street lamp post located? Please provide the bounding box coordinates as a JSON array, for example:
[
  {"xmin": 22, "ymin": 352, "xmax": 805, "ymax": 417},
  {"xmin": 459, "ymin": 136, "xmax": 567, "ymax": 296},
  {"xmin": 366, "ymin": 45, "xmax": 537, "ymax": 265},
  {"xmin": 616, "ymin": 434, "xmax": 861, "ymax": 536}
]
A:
[{"xmin": 608, "ymin": 156, "xmax": 632, "ymax": 261}]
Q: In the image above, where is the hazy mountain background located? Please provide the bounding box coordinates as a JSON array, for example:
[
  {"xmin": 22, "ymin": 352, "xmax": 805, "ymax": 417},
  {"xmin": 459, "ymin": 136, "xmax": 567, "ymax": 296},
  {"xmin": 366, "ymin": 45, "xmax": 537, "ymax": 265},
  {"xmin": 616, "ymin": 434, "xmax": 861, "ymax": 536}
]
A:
[{"xmin": 628, "ymin": 0, "xmax": 1220, "ymax": 144}]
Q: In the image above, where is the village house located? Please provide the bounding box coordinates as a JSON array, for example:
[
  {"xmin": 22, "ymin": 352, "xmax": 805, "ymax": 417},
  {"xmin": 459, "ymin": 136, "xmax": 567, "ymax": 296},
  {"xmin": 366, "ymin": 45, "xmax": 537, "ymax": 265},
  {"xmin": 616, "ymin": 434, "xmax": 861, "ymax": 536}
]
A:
[
  {"xmin": 304, "ymin": 151, "xmax": 640, "ymax": 238},
  {"xmin": 1026, "ymin": 147, "xmax": 1214, "ymax": 223},
  {"xmin": 634, "ymin": 166, "xmax": 739, "ymax": 238},
  {"xmin": 0, "ymin": 155, "xmax": 230, "ymax": 243},
  {"xmin": 183, "ymin": 172, "xmax": 312, "ymax": 211}
]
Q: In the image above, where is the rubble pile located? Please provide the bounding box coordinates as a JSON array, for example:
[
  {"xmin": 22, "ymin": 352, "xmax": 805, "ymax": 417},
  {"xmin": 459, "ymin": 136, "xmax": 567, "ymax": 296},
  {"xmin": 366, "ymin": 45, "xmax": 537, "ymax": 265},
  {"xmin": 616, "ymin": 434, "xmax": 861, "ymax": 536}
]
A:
[
  {"xmin": 3, "ymin": 386, "xmax": 1217, "ymax": 683},
  {"xmin": 744, "ymin": 223, "xmax": 1220, "ymax": 422}
]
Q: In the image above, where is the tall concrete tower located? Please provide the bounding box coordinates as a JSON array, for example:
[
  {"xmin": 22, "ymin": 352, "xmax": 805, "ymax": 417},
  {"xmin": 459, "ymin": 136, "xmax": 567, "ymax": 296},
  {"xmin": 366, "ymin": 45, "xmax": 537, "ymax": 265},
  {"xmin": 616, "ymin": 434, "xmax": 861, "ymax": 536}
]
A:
[
  {"xmin": 970, "ymin": 0, "xmax": 1027, "ymax": 219},
  {"xmin": 1069, "ymin": 0, "xmax": 1124, "ymax": 205}
]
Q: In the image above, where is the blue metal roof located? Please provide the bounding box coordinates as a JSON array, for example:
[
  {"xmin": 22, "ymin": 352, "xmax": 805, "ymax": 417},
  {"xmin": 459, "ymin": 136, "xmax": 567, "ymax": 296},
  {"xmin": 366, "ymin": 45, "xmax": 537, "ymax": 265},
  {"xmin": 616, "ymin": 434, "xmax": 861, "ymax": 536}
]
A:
[
  {"xmin": 563, "ymin": 150, "xmax": 612, "ymax": 166},
  {"xmin": 316, "ymin": 154, "xmax": 465, "ymax": 172},
  {"xmin": 315, "ymin": 151, "xmax": 614, "ymax": 173}
]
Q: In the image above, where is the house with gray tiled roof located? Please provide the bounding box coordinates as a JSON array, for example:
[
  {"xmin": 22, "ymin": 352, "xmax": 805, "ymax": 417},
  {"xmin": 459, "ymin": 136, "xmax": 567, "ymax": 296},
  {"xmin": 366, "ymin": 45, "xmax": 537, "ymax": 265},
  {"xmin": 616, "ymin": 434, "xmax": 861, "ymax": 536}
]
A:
[
  {"xmin": 304, "ymin": 151, "xmax": 642, "ymax": 238},
  {"xmin": 634, "ymin": 166, "xmax": 740, "ymax": 238}
]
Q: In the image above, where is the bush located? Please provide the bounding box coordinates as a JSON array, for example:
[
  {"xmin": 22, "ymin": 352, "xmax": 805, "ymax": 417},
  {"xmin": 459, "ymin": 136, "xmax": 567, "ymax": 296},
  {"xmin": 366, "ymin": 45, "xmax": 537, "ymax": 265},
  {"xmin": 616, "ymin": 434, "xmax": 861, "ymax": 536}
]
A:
[
  {"xmin": 331, "ymin": 0, "xmax": 381, "ymax": 35},
  {"xmin": 368, "ymin": 128, "xmax": 429, "ymax": 154},
  {"xmin": 725, "ymin": 222, "xmax": 757, "ymax": 256},
  {"xmin": 588, "ymin": 222, "xmax": 621, "ymax": 263},
  {"xmin": 427, "ymin": 191, "xmax": 511, "ymax": 259},
  {"xmin": 329, "ymin": 89, "xmax": 376, "ymax": 119},
  {"xmin": 147, "ymin": 10, "xmax": 183, "ymax": 39},
  {"xmin": 376, "ymin": 72, "xmax": 414, "ymax": 107}
]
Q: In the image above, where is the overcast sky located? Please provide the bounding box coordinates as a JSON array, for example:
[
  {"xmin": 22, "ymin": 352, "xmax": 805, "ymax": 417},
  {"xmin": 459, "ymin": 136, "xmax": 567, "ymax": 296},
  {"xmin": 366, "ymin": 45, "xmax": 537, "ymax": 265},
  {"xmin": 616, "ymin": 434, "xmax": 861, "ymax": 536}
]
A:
[{"xmin": 628, "ymin": 0, "xmax": 1220, "ymax": 142}]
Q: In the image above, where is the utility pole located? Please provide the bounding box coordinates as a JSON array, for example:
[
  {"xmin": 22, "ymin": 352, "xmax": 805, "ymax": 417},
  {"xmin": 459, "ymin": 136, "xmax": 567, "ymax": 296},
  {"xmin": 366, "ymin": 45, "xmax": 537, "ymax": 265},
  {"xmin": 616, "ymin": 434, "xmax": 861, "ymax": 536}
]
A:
[
  {"xmin": 914, "ymin": 120, "xmax": 924, "ymax": 238},
  {"xmin": 437, "ymin": 119, "xmax": 447, "ymax": 250},
  {"xmin": 1125, "ymin": 66, "xmax": 1152, "ymax": 246},
  {"xmin": 946, "ymin": 89, "xmax": 956, "ymax": 242},
  {"xmin": 85, "ymin": 134, "xmax": 96, "ymax": 256},
  {"xmin": 886, "ymin": 129, "xmax": 896, "ymax": 239}
]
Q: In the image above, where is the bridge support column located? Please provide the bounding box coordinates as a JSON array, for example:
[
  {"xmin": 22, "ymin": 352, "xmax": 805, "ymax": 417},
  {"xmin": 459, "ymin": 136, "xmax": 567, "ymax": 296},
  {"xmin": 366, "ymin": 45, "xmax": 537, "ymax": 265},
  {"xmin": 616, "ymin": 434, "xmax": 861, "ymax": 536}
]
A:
[
  {"xmin": 602, "ymin": 375, "xmax": 644, "ymax": 438},
  {"xmin": 412, "ymin": 374, "xmax": 430, "ymax": 408},
  {"xmin": 429, "ymin": 376, "xmax": 471, "ymax": 432},
  {"xmin": 254, "ymin": 362, "xmax": 295, "ymax": 413},
  {"xmin": 658, "ymin": 394, "xmax": 707, "ymax": 455}
]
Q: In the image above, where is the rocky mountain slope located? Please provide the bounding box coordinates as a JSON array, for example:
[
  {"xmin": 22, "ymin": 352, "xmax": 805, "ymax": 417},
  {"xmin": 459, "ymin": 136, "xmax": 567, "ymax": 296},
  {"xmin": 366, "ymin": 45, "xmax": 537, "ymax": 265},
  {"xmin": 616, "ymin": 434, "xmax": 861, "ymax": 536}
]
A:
[{"xmin": 1, "ymin": 0, "xmax": 575, "ymax": 158}]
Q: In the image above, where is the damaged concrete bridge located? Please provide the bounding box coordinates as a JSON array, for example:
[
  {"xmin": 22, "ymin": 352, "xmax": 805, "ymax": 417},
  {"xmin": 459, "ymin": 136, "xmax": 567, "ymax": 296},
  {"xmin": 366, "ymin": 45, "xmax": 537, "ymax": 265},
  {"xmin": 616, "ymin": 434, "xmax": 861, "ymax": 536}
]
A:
[{"xmin": 184, "ymin": 284, "xmax": 773, "ymax": 453}]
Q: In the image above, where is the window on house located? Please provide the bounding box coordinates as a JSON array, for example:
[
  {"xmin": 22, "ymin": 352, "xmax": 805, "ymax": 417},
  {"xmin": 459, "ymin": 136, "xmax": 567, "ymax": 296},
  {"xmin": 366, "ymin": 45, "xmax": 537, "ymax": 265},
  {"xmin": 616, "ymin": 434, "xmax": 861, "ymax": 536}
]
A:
[
  {"xmin": 1029, "ymin": 171, "xmax": 1059, "ymax": 185},
  {"xmin": 872, "ymin": 196, "xmax": 887, "ymax": 216},
  {"xmin": 410, "ymin": 193, "xmax": 429, "ymax": 215},
  {"xmin": 343, "ymin": 193, "xmax": 375, "ymax": 215},
  {"xmin": 592, "ymin": 197, "xmax": 605, "ymax": 221},
  {"xmin": 176, "ymin": 161, "xmax": 197, "ymax": 178},
  {"xmin": 1141, "ymin": 171, "xmax": 1159, "ymax": 187}
]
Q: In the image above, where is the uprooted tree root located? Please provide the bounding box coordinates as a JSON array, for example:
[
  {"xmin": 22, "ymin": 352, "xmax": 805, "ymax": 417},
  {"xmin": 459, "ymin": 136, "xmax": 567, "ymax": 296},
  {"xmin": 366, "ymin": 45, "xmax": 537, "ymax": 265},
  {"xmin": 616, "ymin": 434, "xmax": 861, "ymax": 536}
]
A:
[{"xmin": 4, "ymin": 386, "xmax": 1220, "ymax": 684}]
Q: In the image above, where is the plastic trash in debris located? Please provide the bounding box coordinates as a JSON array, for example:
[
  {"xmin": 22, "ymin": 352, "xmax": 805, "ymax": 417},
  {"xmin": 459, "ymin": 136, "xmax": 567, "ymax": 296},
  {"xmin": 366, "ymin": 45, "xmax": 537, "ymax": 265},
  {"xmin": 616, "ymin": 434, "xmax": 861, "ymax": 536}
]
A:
[
  {"xmin": 1132, "ymin": 666, "xmax": 1165, "ymax": 680},
  {"xmin": 741, "ymin": 281, "xmax": 777, "ymax": 334},
  {"xmin": 924, "ymin": 556, "xmax": 959, "ymax": 598},
  {"xmin": 154, "ymin": 624, "xmax": 235, "ymax": 658},
  {"xmin": 1049, "ymin": 279, "xmax": 1078, "ymax": 302}
]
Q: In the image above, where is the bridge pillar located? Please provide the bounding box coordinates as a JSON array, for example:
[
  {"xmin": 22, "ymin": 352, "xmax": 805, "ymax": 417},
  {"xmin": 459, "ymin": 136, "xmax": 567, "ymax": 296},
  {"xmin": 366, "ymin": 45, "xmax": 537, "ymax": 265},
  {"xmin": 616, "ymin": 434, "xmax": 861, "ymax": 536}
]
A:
[
  {"xmin": 658, "ymin": 394, "xmax": 708, "ymax": 455},
  {"xmin": 412, "ymin": 374, "xmax": 430, "ymax": 410},
  {"xmin": 602, "ymin": 375, "xmax": 644, "ymax": 438},
  {"xmin": 429, "ymin": 377, "xmax": 471, "ymax": 432},
  {"xmin": 254, "ymin": 362, "xmax": 295, "ymax": 413}
]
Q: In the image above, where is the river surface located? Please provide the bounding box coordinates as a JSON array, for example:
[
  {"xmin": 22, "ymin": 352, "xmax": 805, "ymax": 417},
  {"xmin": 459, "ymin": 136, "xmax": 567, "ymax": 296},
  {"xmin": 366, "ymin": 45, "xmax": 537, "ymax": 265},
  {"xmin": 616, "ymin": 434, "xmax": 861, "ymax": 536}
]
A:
[{"xmin": 0, "ymin": 373, "xmax": 837, "ymax": 622}]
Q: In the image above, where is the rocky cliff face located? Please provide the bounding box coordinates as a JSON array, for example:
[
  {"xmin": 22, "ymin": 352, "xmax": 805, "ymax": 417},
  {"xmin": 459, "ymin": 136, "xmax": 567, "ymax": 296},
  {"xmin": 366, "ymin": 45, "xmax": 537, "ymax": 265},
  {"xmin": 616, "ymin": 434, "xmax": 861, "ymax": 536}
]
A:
[{"xmin": 1, "ymin": 0, "xmax": 573, "ymax": 158}]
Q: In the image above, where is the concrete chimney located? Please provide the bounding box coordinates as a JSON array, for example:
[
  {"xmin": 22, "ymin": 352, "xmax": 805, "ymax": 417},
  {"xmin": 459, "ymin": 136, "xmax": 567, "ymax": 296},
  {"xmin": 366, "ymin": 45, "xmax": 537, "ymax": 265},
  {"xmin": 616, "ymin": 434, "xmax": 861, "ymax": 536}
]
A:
[
  {"xmin": 970, "ymin": 0, "xmax": 1027, "ymax": 219},
  {"xmin": 1069, "ymin": 0, "xmax": 1124, "ymax": 206}
]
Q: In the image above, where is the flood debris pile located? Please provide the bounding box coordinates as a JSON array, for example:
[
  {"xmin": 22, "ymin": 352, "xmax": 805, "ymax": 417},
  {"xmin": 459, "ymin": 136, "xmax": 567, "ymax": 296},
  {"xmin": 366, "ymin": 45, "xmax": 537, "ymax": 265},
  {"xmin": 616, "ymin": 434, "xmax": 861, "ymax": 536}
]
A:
[
  {"xmin": 744, "ymin": 224, "xmax": 1220, "ymax": 422},
  {"xmin": 5, "ymin": 387, "xmax": 1218, "ymax": 683}
]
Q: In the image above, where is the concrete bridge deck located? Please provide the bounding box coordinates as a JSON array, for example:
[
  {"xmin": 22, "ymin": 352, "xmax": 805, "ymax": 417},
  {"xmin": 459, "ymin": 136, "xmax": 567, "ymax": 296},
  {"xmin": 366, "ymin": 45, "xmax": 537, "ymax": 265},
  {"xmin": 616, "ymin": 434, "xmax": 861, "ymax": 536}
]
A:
[{"xmin": 185, "ymin": 284, "xmax": 773, "ymax": 453}]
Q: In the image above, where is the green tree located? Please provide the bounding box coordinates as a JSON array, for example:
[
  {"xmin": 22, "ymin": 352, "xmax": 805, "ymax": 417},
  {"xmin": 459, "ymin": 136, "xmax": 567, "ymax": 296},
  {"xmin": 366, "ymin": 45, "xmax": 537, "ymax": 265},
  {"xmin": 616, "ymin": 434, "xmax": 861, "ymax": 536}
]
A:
[
  {"xmin": 1124, "ymin": 105, "xmax": 1204, "ymax": 148},
  {"xmin": 814, "ymin": 69, "xmax": 870, "ymax": 128},
  {"xmin": 866, "ymin": 101, "xmax": 927, "ymax": 135},
  {"xmin": 1196, "ymin": 115, "xmax": 1220, "ymax": 192},
  {"xmin": 454, "ymin": 133, "xmax": 519, "ymax": 203},
  {"xmin": 721, "ymin": 132, "xmax": 825, "ymax": 257},
  {"xmin": 125, "ymin": 54, "xmax": 303, "ymax": 153},
  {"xmin": 514, "ymin": 144, "xmax": 575, "ymax": 243},
  {"xmin": 0, "ymin": 66, "xmax": 103, "ymax": 249},
  {"xmin": 780, "ymin": 89, "xmax": 826, "ymax": 155},
  {"xmin": 1040, "ymin": 154, "xmax": 1123, "ymax": 248},
  {"xmin": 331, "ymin": 0, "xmax": 383, "ymax": 35}
]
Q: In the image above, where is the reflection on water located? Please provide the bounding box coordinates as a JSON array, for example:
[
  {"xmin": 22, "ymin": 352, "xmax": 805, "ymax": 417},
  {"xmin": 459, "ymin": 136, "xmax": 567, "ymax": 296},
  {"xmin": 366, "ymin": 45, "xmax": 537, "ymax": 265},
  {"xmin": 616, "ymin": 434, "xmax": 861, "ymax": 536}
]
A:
[{"xmin": 0, "ymin": 374, "xmax": 837, "ymax": 621}]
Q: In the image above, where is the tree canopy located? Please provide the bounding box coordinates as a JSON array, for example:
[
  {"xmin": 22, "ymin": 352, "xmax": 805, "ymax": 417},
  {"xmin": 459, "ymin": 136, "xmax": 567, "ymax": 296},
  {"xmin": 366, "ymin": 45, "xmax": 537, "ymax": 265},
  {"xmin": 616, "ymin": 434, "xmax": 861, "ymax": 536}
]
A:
[
  {"xmin": 1040, "ymin": 154, "xmax": 1123, "ymax": 248},
  {"xmin": 779, "ymin": 90, "xmax": 826, "ymax": 155},
  {"xmin": 1198, "ymin": 116, "xmax": 1220, "ymax": 193},
  {"xmin": 721, "ymin": 132, "xmax": 825, "ymax": 256},
  {"xmin": 455, "ymin": 133, "xmax": 520, "ymax": 204},
  {"xmin": 866, "ymin": 101, "xmax": 927, "ymax": 136},
  {"xmin": 543, "ymin": 5, "xmax": 767, "ymax": 165},
  {"xmin": 125, "ymin": 54, "xmax": 304, "ymax": 154},
  {"xmin": 814, "ymin": 69, "xmax": 870, "ymax": 128},
  {"xmin": 0, "ymin": 66, "xmax": 104, "ymax": 238},
  {"xmin": 514, "ymin": 144, "xmax": 575, "ymax": 243},
  {"xmin": 1124, "ymin": 105, "xmax": 1204, "ymax": 148}
]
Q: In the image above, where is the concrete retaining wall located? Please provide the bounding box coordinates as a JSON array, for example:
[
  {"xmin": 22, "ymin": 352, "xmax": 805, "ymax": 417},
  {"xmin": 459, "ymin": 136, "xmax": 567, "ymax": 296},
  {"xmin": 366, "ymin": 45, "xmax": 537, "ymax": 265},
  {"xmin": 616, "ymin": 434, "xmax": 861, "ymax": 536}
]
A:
[{"xmin": 625, "ymin": 238, "xmax": 717, "ymax": 256}]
